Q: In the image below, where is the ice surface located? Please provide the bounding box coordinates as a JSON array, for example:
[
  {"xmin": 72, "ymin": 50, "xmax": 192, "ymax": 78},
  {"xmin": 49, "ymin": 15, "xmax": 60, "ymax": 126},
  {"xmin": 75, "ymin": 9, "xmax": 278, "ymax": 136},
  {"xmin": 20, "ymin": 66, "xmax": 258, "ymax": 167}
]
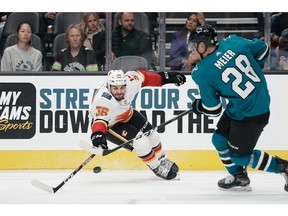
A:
[{"xmin": 0, "ymin": 170, "xmax": 287, "ymax": 215}]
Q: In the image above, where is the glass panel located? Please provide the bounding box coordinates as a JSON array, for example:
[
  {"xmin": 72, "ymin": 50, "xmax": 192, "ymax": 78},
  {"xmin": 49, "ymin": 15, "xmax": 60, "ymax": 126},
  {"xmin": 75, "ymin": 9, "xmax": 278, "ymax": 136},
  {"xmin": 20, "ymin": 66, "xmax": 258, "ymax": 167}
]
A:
[
  {"xmin": 164, "ymin": 12, "xmax": 264, "ymax": 72},
  {"xmin": 109, "ymin": 12, "xmax": 159, "ymax": 72},
  {"xmin": 2, "ymin": 12, "xmax": 287, "ymax": 73}
]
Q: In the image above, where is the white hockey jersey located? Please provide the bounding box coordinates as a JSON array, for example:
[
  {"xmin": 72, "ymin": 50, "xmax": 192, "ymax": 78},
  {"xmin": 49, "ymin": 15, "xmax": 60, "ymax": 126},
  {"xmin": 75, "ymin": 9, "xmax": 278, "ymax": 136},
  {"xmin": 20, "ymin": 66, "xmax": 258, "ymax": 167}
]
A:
[{"xmin": 90, "ymin": 70, "xmax": 162, "ymax": 133}]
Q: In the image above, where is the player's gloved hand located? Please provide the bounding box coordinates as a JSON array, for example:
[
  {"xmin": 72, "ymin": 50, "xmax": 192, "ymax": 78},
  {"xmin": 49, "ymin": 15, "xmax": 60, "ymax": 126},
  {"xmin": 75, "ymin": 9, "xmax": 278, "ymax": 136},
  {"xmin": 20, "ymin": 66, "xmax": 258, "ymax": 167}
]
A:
[
  {"xmin": 91, "ymin": 131, "xmax": 108, "ymax": 149},
  {"xmin": 158, "ymin": 71, "xmax": 186, "ymax": 86},
  {"xmin": 192, "ymin": 99, "xmax": 204, "ymax": 115}
]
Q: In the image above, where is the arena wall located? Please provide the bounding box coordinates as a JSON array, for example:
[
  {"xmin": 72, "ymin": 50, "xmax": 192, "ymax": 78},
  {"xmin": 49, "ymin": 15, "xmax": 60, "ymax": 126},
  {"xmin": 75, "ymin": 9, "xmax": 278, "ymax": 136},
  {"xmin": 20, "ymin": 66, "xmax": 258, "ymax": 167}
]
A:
[{"xmin": 0, "ymin": 74, "xmax": 287, "ymax": 170}]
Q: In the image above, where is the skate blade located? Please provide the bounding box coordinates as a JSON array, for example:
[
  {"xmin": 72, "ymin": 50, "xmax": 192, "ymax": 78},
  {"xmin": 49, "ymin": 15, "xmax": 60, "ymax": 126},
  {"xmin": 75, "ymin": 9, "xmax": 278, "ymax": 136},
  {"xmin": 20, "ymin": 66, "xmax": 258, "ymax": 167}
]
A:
[
  {"xmin": 171, "ymin": 173, "xmax": 180, "ymax": 180},
  {"xmin": 218, "ymin": 185, "xmax": 252, "ymax": 192}
]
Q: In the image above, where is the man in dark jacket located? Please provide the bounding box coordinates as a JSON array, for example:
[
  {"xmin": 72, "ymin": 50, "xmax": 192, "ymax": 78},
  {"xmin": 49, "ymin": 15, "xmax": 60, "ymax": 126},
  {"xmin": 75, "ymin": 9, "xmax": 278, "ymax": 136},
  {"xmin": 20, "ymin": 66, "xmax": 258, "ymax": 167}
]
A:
[{"xmin": 112, "ymin": 12, "xmax": 154, "ymax": 68}]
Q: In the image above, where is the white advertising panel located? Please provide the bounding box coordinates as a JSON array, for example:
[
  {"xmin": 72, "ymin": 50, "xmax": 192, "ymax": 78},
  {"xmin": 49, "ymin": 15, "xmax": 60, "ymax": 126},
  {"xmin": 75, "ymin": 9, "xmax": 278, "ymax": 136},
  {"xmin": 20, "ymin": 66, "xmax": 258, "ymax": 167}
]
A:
[{"xmin": 0, "ymin": 74, "xmax": 287, "ymax": 150}]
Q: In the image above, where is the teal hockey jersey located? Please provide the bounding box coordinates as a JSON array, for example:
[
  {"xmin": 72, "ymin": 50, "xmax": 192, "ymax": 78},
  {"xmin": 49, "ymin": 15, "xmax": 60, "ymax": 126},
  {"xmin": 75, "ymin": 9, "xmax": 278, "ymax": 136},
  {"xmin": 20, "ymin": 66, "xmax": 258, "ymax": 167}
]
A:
[{"xmin": 191, "ymin": 34, "xmax": 270, "ymax": 120}]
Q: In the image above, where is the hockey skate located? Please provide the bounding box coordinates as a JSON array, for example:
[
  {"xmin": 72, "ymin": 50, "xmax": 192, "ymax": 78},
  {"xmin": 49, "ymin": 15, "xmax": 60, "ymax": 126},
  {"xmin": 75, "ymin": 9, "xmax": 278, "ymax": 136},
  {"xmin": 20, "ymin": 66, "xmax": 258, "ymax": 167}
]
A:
[
  {"xmin": 276, "ymin": 156, "xmax": 288, "ymax": 192},
  {"xmin": 218, "ymin": 170, "xmax": 252, "ymax": 191},
  {"xmin": 151, "ymin": 157, "xmax": 179, "ymax": 180}
]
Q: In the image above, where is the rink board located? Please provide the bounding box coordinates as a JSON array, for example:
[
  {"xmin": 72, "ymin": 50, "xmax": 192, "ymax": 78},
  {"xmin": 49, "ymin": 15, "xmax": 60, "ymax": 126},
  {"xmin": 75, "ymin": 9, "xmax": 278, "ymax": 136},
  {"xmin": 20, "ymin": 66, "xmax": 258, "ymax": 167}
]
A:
[
  {"xmin": 0, "ymin": 150, "xmax": 288, "ymax": 170},
  {"xmin": 1, "ymin": 74, "xmax": 288, "ymax": 170}
]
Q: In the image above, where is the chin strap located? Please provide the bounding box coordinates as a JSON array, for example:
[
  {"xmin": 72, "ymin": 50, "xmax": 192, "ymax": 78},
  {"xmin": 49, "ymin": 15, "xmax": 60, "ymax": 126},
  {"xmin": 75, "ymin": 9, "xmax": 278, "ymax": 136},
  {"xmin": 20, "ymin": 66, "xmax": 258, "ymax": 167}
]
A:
[{"xmin": 197, "ymin": 43, "xmax": 207, "ymax": 60}]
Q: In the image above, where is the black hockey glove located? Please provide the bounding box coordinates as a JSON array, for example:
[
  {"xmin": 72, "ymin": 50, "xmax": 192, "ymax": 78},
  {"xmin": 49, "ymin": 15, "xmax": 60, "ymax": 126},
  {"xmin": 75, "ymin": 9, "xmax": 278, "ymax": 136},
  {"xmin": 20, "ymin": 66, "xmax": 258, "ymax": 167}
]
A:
[
  {"xmin": 158, "ymin": 71, "xmax": 186, "ymax": 86},
  {"xmin": 192, "ymin": 99, "xmax": 204, "ymax": 115},
  {"xmin": 91, "ymin": 131, "xmax": 108, "ymax": 149}
]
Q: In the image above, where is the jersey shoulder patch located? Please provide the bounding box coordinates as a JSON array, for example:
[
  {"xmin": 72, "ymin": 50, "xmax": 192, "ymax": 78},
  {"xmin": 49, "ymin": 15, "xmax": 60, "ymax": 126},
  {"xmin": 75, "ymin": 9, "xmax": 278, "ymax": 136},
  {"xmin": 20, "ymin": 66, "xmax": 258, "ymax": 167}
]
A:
[{"xmin": 101, "ymin": 92, "xmax": 112, "ymax": 100}]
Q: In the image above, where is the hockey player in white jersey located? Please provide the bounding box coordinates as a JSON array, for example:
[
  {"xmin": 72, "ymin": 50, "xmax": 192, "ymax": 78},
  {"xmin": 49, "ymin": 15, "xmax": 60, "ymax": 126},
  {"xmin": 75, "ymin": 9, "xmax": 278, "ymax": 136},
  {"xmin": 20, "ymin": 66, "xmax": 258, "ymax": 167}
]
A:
[{"xmin": 89, "ymin": 69, "xmax": 186, "ymax": 180}]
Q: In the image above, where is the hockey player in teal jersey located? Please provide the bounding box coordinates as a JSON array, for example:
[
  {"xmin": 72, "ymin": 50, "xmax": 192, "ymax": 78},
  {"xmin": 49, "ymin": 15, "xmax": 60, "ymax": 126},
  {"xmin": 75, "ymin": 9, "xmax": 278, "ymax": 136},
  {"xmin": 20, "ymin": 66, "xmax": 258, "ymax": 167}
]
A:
[{"xmin": 188, "ymin": 24, "xmax": 288, "ymax": 191}]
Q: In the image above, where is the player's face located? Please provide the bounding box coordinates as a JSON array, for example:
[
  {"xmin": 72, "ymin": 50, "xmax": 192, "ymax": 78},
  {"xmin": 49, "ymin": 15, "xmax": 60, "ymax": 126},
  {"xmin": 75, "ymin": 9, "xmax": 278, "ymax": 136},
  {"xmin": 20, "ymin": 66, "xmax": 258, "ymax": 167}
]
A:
[
  {"xmin": 119, "ymin": 13, "xmax": 135, "ymax": 31},
  {"xmin": 110, "ymin": 85, "xmax": 127, "ymax": 101},
  {"xmin": 17, "ymin": 24, "xmax": 32, "ymax": 44},
  {"xmin": 67, "ymin": 28, "xmax": 82, "ymax": 49},
  {"xmin": 187, "ymin": 50, "xmax": 201, "ymax": 64}
]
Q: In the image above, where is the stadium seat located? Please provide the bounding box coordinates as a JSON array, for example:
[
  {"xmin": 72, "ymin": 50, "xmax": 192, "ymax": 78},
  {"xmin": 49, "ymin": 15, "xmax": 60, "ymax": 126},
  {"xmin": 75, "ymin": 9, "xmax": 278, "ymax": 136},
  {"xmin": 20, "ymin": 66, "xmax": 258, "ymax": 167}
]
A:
[
  {"xmin": 53, "ymin": 12, "xmax": 83, "ymax": 36},
  {"xmin": 52, "ymin": 33, "xmax": 67, "ymax": 60},
  {"xmin": 111, "ymin": 55, "xmax": 150, "ymax": 72}
]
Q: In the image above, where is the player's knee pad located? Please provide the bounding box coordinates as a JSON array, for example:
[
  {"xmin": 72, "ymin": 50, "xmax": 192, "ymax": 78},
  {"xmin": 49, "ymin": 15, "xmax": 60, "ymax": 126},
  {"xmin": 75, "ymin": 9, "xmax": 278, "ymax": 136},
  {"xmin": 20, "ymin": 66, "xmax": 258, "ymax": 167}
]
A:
[
  {"xmin": 148, "ymin": 131, "xmax": 166, "ymax": 158},
  {"xmin": 148, "ymin": 131, "xmax": 161, "ymax": 148},
  {"xmin": 212, "ymin": 131, "xmax": 229, "ymax": 151},
  {"xmin": 133, "ymin": 132, "xmax": 152, "ymax": 157}
]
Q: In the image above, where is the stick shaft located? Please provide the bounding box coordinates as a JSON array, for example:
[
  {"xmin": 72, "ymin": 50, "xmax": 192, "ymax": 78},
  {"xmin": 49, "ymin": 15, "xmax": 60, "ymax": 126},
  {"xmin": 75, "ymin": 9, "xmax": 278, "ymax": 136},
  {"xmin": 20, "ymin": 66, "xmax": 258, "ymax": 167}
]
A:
[
  {"xmin": 102, "ymin": 109, "xmax": 193, "ymax": 155},
  {"xmin": 54, "ymin": 154, "xmax": 95, "ymax": 192},
  {"xmin": 32, "ymin": 154, "xmax": 95, "ymax": 193}
]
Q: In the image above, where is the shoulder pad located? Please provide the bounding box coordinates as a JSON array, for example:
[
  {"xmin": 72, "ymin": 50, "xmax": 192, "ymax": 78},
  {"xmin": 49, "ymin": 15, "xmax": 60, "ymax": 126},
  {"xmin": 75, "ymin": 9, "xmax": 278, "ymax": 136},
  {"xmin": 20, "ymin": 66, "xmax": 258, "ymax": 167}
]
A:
[{"xmin": 101, "ymin": 92, "xmax": 112, "ymax": 100}]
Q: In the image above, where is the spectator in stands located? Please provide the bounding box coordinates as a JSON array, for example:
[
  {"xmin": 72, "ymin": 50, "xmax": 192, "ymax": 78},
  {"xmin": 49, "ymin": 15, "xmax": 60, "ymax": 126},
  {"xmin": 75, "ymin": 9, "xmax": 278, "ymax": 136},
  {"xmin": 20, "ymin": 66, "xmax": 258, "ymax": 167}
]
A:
[
  {"xmin": 112, "ymin": 12, "xmax": 154, "ymax": 69},
  {"xmin": 275, "ymin": 28, "xmax": 288, "ymax": 70},
  {"xmin": 80, "ymin": 12, "xmax": 105, "ymax": 70},
  {"xmin": 51, "ymin": 24, "xmax": 98, "ymax": 71},
  {"xmin": 271, "ymin": 13, "xmax": 288, "ymax": 37},
  {"xmin": 40, "ymin": 12, "xmax": 57, "ymax": 31},
  {"xmin": 1, "ymin": 21, "xmax": 42, "ymax": 71},
  {"xmin": 38, "ymin": 12, "xmax": 58, "ymax": 51},
  {"xmin": 269, "ymin": 13, "xmax": 288, "ymax": 53},
  {"xmin": 167, "ymin": 12, "xmax": 206, "ymax": 70},
  {"xmin": 0, "ymin": 13, "xmax": 11, "ymax": 40}
]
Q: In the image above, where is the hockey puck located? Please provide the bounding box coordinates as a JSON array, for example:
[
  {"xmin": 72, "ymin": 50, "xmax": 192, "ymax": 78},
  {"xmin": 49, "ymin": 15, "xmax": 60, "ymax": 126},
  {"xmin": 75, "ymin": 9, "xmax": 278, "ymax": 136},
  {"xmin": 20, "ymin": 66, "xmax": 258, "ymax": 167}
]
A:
[{"xmin": 93, "ymin": 166, "xmax": 102, "ymax": 173}]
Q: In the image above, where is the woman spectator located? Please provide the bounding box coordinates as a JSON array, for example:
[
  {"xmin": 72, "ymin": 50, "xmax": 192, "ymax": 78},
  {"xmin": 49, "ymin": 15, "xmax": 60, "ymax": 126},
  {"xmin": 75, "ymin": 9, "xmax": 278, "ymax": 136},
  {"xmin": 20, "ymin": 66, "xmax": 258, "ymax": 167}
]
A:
[
  {"xmin": 1, "ymin": 21, "xmax": 42, "ymax": 71},
  {"xmin": 51, "ymin": 24, "xmax": 98, "ymax": 71},
  {"xmin": 167, "ymin": 12, "xmax": 206, "ymax": 70},
  {"xmin": 277, "ymin": 29, "xmax": 288, "ymax": 70},
  {"xmin": 80, "ymin": 12, "xmax": 105, "ymax": 70},
  {"xmin": 270, "ymin": 28, "xmax": 288, "ymax": 70}
]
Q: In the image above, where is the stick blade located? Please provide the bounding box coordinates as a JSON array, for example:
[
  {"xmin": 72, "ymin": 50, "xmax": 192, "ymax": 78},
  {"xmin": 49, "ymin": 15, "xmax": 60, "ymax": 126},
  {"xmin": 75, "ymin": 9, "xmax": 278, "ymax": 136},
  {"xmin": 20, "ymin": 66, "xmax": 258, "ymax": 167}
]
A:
[
  {"xmin": 31, "ymin": 179, "xmax": 55, "ymax": 194},
  {"xmin": 79, "ymin": 140, "xmax": 104, "ymax": 156}
]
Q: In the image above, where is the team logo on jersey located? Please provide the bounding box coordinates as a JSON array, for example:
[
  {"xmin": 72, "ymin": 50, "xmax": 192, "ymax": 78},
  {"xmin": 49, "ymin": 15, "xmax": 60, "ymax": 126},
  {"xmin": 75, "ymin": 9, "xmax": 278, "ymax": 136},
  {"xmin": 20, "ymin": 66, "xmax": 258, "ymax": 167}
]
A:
[
  {"xmin": 0, "ymin": 83, "xmax": 36, "ymax": 139},
  {"xmin": 122, "ymin": 130, "xmax": 128, "ymax": 137},
  {"xmin": 124, "ymin": 99, "xmax": 128, "ymax": 105}
]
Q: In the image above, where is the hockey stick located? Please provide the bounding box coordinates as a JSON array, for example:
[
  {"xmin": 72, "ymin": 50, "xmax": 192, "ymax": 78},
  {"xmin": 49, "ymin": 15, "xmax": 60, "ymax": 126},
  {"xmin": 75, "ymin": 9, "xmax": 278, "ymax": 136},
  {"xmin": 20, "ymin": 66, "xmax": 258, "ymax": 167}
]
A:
[
  {"xmin": 31, "ymin": 154, "xmax": 95, "ymax": 194},
  {"xmin": 31, "ymin": 109, "xmax": 193, "ymax": 194},
  {"xmin": 80, "ymin": 109, "xmax": 194, "ymax": 156}
]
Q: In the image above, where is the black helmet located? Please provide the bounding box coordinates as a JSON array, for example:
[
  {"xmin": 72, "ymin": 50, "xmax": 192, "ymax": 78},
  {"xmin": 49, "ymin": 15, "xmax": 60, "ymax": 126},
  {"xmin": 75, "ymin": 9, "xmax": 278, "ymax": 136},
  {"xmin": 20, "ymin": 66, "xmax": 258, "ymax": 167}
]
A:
[{"xmin": 188, "ymin": 24, "xmax": 218, "ymax": 51}]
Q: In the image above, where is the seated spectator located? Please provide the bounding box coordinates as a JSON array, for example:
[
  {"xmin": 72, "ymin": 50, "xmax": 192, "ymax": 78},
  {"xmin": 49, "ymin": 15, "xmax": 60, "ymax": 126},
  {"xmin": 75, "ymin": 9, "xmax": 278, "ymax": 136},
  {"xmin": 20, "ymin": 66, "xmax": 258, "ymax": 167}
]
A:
[
  {"xmin": 112, "ymin": 12, "xmax": 154, "ymax": 69},
  {"xmin": 276, "ymin": 29, "xmax": 288, "ymax": 70},
  {"xmin": 38, "ymin": 12, "xmax": 57, "ymax": 44},
  {"xmin": 1, "ymin": 21, "xmax": 42, "ymax": 71},
  {"xmin": 271, "ymin": 13, "xmax": 288, "ymax": 37},
  {"xmin": 41, "ymin": 12, "xmax": 57, "ymax": 28},
  {"xmin": 80, "ymin": 12, "xmax": 105, "ymax": 70},
  {"xmin": 167, "ymin": 12, "xmax": 206, "ymax": 70},
  {"xmin": 51, "ymin": 24, "xmax": 98, "ymax": 71},
  {"xmin": 0, "ymin": 13, "xmax": 11, "ymax": 39}
]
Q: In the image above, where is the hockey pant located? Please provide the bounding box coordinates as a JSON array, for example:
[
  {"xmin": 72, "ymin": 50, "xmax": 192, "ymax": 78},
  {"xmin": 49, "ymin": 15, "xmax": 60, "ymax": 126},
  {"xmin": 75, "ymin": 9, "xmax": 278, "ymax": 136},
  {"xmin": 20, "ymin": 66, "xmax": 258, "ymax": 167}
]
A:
[{"xmin": 106, "ymin": 110, "xmax": 166, "ymax": 169}]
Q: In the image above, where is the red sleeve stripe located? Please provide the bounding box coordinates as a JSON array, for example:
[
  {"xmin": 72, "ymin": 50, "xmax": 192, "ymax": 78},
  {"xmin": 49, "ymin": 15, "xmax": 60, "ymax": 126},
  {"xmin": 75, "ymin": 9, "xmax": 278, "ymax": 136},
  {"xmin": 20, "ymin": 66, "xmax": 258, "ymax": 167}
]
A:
[
  {"xmin": 137, "ymin": 70, "xmax": 162, "ymax": 87},
  {"xmin": 91, "ymin": 120, "xmax": 108, "ymax": 134}
]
